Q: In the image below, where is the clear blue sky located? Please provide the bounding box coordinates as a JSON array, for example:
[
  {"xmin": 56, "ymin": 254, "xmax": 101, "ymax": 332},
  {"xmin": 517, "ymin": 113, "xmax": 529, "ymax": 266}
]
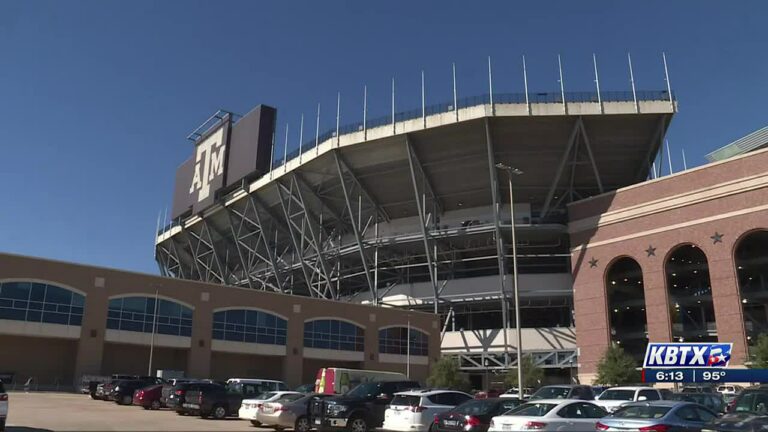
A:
[{"xmin": 2, "ymin": 1, "xmax": 767, "ymax": 274}]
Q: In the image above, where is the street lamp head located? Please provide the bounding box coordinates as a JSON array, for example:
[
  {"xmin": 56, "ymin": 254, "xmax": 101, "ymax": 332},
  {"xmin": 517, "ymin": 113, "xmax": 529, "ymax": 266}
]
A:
[{"xmin": 495, "ymin": 163, "xmax": 523, "ymax": 175}]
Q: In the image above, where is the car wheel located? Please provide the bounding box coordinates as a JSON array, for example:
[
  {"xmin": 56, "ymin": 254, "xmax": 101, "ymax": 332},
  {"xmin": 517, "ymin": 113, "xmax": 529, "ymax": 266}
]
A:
[
  {"xmin": 142, "ymin": 406, "xmax": 150, "ymax": 410},
  {"xmin": 151, "ymin": 400, "xmax": 161, "ymax": 410},
  {"xmin": 349, "ymin": 417, "xmax": 368, "ymax": 432},
  {"xmin": 295, "ymin": 416, "xmax": 311, "ymax": 432},
  {"xmin": 213, "ymin": 405, "xmax": 227, "ymax": 420},
  {"xmin": 251, "ymin": 420, "xmax": 262, "ymax": 427},
  {"xmin": 122, "ymin": 395, "xmax": 132, "ymax": 405}
]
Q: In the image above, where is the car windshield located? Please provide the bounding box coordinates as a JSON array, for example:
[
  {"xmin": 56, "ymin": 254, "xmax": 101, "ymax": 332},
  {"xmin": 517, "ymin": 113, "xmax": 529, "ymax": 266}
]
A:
[
  {"xmin": 346, "ymin": 382, "xmax": 380, "ymax": 398},
  {"xmin": 505, "ymin": 403, "xmax": 557, "ymax": 417},
  {"xmin": 733, "ymin": 391, "xmax": 768, "ymax": 414},
  {"xmin": 611, "ymin": 405, "xmax": 671, "ymax": 419},
  {"xmin": 453, "ymin": 399, "xmax": 496, "ymax": 415},
  {"xmin": 600, "ymin": 390, "xmax": 636, "ymax": 401},
  {"xmin": 530, "ymin": 387, "xmax": 570, "ymax": 400}
]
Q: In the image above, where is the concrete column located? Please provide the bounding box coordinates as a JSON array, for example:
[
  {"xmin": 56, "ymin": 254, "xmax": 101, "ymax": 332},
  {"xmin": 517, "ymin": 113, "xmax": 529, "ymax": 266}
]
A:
[
  {"xmin": 284, "ymin": 303, "xmax": 305, "ymax": 389},
  {"xmin": 187, "ymin": 291, "xmax": 212, "ymax": 378},
  {"xmin": 704, "ymin": 240, "xmax": 748, "ymax": 365},
  {"xmin": 640, "ymin": 259, "xmax": 673, "ymax": 343},
  {"xmin": 73, "ymin": 277, "xmax": 108, "ymax": 385}
]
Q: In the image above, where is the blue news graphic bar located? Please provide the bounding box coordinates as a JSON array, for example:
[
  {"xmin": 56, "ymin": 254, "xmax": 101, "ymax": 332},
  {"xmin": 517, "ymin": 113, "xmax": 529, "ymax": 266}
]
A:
[{"xmin": 643, "ymin": 369, "xmax": 768, "ymax": 383}]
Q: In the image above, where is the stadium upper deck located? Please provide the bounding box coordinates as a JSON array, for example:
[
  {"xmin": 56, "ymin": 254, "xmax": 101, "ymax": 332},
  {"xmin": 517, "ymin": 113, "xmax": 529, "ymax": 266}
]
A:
[{"xmin": 155, "ymin": 90, "xmax": 676, "ymax": 307}]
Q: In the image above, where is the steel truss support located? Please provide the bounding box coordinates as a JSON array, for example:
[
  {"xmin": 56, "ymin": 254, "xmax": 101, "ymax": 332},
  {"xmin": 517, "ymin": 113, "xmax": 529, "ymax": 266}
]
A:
[
  {"xmin": 539, "ymin": 117, "xmax": 604, "ymax": 220},
  {"xmin": 276, "ymin": 175, "xmax": 337, "ymax": 299},
  {"xmin": 484, "ymin": 117, "xmax": 510, "ymax": 367},
  {"xmin": 634, "ymin": 115, "xmax": 669, "ymax": 182},
  {"xmin": 183, "ymin": 220, "xmax": 227, "ymax": 284},
  {"xmin": 448, "ymin": 350, "xmax": 577, "ymax": 371},
  {"xmin": 335, "ymin": 154, "xmax": 391, "ymax": 223},
  {"xmin": 334, "ymin": 151, "xmax": 377, "ymax": 303},
  {"xmin": 405, "ymin": 135, "xmax": 440, "ymax": 313},
  {"xmin": 225, "ymin": 193, "xmax": 286, "ymax": 293}
]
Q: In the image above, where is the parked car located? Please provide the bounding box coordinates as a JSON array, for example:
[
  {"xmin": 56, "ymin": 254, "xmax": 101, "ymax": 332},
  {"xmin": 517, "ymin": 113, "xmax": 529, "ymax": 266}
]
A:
[
  {"xmin": 669, "ymin": 392, "xmax": 726, "ymax": 414},
  {"xmin": 489, "ymin": 399, "xmax": 607, "ymax": 431},
  {"xmin": 433, "ymin": 398, "xmax": 522, "ymax": 432},
  {"xmin": 160, "ymin": 378, "xmax": 198, "ymax": 407},
  {"xmin": 592, "ymin": 386, "xmax": 611, "ymax": 399},
  {"xmin": 314, "ymin": 368, "xmax": 407, "ymax": 394},
  {"xmin": 597, "ymin": 401, "xmax": 717, "ymax": 432},
  {"xmin": 717, "ymin": 385, "xmax": 744, "ymax": 397},
  {"xmin": 500, "ymin": 388, "xmax": 533, "ymax": 399},
  {"xmin": 311, "ymin": 380, "xmax": 420, "ymax": 432},
  {"xmin": 724, "ymin": 385, "xmax": 768, "ymax": 415},
  {"xmin": 112, "ymin": 378, "xmax": 164, "ymax": 405},
  {"xmin": 0, "ymin": 381, "xmax": 8, "ymax": 432},
  {"xmin": 133, "ymin": 384, "xmax": 164, "ymax": 410},
  {"xmin": 528, "ymin": 385, "xmax": 596, "ymax": 401},
  {"xmin": 296, "ymin": 384, "xmax": 316, "ymax": 394},
  {"xmin": 683, "ymin": 385, "xmax": 716, "ymax": 394},
  {"xmin": 239, "ymin": 391, "xmax": 304, "ymax": 426},
  {"xmin": 594, "ymin": 386, "xmax": 664, "ymax": 412},
  {"xmin": 383, "ymin": 389, "xmax": 473, "ymax": 432},
  {"xmin": 226, "ymin": 378, "xmax": 289, "ymax": 395},
  {"xmin": 258, "ymin": 393, "xmax": 333, "ymax": 432},
  {"xmin": 185, "ymin": 382, "xmax": 258, "ymax": 419},
  {"xmin": 167, "ymin": 381, "xmax": 212, "ymax": 414}
]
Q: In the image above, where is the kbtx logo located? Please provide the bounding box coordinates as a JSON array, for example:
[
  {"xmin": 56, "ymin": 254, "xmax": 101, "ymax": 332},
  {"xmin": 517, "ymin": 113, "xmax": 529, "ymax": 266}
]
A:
[
  {"xmin": 643, "ymin": 343, "xmax": 732, "ymax": 368},
  {"xmin": 189, "ymin": 127, "xmax": 226, "ymax": 202}
]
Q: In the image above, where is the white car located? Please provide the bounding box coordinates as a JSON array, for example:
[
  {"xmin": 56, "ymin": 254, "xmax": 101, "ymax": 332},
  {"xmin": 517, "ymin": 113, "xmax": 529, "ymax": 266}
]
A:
[
  {"xmin": 594, "ymin": 387, "xmax": 663, "ymax": 412},
  {"xmin": 0, "ymin": 381, "xmax": 7, "ymax": 432},
  {"xmin": 489, "ymin": 399, "xmax": 608, "ymax": 432},
  {"xmin": 383, "ymin": 389, "xmax": 473, "ymax": 432},
  {"xmin": 717, "ymin": 385, "xmax": 743, "ymax": 396},
  {"xmin": 239, "ymin": 391, "xmax": 302, "ymax": 426}
]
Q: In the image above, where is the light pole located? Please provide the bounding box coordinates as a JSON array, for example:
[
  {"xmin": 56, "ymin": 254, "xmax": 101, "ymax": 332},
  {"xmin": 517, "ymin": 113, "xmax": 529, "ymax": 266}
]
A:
[{"xmin": 495, "ymin": 163, "xmax": 523, "ymax": 392}]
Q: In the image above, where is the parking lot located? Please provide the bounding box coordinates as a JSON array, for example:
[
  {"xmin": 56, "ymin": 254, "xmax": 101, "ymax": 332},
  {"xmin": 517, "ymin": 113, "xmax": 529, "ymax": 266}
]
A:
[{"xmin": 5, "ymin": 392, "xmax": 274, "ymax": 431}]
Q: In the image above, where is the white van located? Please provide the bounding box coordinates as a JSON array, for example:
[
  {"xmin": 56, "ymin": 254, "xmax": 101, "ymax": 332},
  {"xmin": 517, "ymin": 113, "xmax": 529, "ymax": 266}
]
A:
[
  {"xmin": 314, "ymin": 368, "xmax": 406, "ymax": 394},
  {"xmin": 226, "ymin": 378, "xmax": 289, "ymax": 396}
]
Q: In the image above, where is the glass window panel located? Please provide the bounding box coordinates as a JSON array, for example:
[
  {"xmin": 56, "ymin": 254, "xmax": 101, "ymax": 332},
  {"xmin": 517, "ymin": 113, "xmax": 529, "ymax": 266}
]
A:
[
  {"xmin": 72, "ymin": 294, "xmax": 85, "ymax": 307},
  {"xmin": 30, "ymin": 284, "xmax": 46, "ymax": 301},
  {"xmin": 213, "ymin": 311, "xmax": 226, "ymax": 323},
  {"xmin": 0, "ymin": 307, "xmax": 25, "ymax": 320},
  {"xmin": 106, "ymin": 319, "xmax": 119, "ymax": 329},
  {"xmin": 181, "ymin": 307, "xmax": 192, "ymax": 319},
  {"xmin": 26, "ymin": 310, "xmax": 42, "ymax": 322},
  {"xmin": 245, "ymin": 310, "xmax": 259, "ymax": 325},
  {"xmin": 108, "ymin": 298, "xmax": 122, "ymax": 309},
  {"xmin": 69, "ymin": 315, "xmax": 82, "ymax": 326},
  {"xmin": 42, "ymin": 312, "xmax": 69, "ymax": 325},
  {"xmin": 227, "ymin": 309, "xmax": 245, "ymax": 324},
  {"xmin": 159, "ymin": 299, "xmax": 180, "ymax": 318},
  {"xmin": 1, "ymin": 282, "xmax": 30, "ymax": 300},
  {"xmin": 265, "ymin": 313, "xmax": 275, "ymax": 327},
  {"xmin": 180, "ymin": 326, "xmax": 191, "ymax": 337},
  {"xmin": 122, "ymin": 297, "xmax": 146, "ymax": 313},
  {"xmin": 45, "ymin": 286, "xmax": 72, "ymax": 304}
]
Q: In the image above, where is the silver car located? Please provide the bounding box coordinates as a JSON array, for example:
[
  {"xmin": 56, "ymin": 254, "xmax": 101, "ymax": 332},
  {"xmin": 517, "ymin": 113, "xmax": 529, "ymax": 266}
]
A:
[
  {"xmin": 259, "ymin": 393, "xmax": 331, "ymax": 432},
  {"xmin": 596, "ymin": 401, "xmax": 717, "ymax": 432}
]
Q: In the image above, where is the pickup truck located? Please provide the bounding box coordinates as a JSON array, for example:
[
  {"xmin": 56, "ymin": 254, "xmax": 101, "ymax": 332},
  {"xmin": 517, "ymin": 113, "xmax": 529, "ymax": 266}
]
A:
[
  {"xmin": 311, "ymin": 380, "xmax": 420, "ymax": 432},
  {"xmin": 184, "ymin": 383, "xmax": 254, "ymax": 419}
]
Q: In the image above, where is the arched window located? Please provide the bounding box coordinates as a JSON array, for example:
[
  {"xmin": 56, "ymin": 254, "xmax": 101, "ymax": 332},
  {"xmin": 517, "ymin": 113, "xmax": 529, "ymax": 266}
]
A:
[
  {"xmin": 379, "ymin": 327, "xmax": 429, "ymax": 356},
  {"xmin": 735, "ymin": 230, "xmax": 768, "ymax": 345},
  {"xmin": 304, "ymin": 319, "xmax": 364, "ymax": 352},
  {"xmin": 666, "ymin": 244, "xmax": 717, "ymax": 342},
  {"xmin": 212, "ymin": 309, "xmax": 287, "ymax": 345},
  {"xmin": 0, "ymin": 281, "xmax": 85, "ymax": 326},
  {"xmin": 106, "ymin": 296, "xmax": 192, "ymax": 337},
  {"xmin": 605, "ymin": 257, "xmax": 647, "ymax": 360}
]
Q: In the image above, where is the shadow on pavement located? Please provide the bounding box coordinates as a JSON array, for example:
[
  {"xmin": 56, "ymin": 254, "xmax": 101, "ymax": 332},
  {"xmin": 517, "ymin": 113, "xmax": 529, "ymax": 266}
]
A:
[{"xmin": 7, "ymin": 427, "xmax": 56, "ymax": 432}]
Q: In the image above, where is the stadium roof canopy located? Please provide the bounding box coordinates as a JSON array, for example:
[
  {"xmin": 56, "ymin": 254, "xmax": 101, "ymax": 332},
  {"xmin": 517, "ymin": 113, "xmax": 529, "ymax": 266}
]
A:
[{"xmin": 705, "ymin": 124, "xmax": 768, "ymax": 162}]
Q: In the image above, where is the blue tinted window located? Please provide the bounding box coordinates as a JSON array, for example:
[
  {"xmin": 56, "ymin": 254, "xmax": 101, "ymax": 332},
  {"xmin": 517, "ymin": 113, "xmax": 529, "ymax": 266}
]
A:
[
  {"xmin": 0, "ymin": 281, "xmax": 85, "ymax": 326},
  {"xmin": 304, "ymin": 319, "xmax": 364, "ymax": 352},
  {"xmin": 106, "ymin": 296, "xmax": 193, "ymax": 337},
  {"xmin": 211, "ymin": 309, "xmax": 287, "ymax": 346},
  {"xmin": 378, "ymin": 327, "xmax": 429, "ymax": 356}
]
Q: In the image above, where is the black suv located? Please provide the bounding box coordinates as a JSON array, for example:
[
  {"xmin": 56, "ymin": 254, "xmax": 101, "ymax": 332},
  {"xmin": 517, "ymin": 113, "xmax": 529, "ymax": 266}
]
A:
[
  {"xmin": 312, "ymin": 380, "xmax": 419, "ymax": 432},
  {"xmin": 528, "ymin": 385, "xmax": 595, "ymax": 401}
]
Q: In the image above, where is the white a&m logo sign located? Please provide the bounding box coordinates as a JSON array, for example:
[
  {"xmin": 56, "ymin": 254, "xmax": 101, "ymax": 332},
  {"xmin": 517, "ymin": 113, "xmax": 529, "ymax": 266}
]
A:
[{"xmin": 189, "ymin": 127, "xmax": 227, "ymax": 202}]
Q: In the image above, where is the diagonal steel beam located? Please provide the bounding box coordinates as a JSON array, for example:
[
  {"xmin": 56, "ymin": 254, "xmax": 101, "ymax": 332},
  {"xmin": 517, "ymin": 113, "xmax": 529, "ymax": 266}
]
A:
[
  {"xmin": 334, "ymin": 151, "xmax": 376, "ymax": 302},
  {"xmin": 336, "ymin": 152, "xmax": 391, "ymax": 222},
  {"xmin": 635, "ymin": 115, "xmax": 669, "ymax": 181},
  {"xmin": 578, "ymin": 119, "xmax": 604, "ymax": 194},
  {"xmin": 540, "ymin": 118, "xmax": 581, "ymax": 220},
  {"xmin": 293, "ymin": 171, "xmax": 346, "ymax": 223},
  {"xmin": 406, "ymin": 135, "xmax": 439, "ymax": 314},
  {"xmin": 245, "ymin": 195, "xmax": 285, "ymax": 292},
  {"xmin": 405, "ymin": 138, "xmax": 443, "ymax": 216}
]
